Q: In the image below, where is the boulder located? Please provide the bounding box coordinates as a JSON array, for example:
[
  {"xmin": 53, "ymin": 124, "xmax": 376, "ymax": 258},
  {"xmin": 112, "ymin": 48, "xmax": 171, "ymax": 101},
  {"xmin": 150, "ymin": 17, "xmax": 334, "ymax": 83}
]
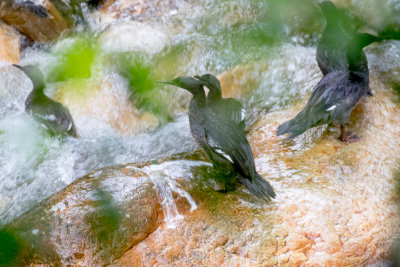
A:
[
  {"xmin": 0, "ymin": 23, "xmax": 20, "ymax": 64},
  {"xmin": 3, "ymin": 164, "xmax": 162, "ymax": 266},
  {"xmin": 0, "ymin": 0, "xmax": 69, "ymax": 42}
]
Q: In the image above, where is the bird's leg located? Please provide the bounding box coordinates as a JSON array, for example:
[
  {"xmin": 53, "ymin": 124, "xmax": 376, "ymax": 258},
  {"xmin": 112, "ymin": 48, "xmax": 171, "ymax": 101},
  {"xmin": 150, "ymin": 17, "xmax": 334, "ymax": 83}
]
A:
[
  {"xmin": 211, "ymin": 178, "xmax": 227, "ymax": 192},
  {"xmin": 339, "ymin": 124, "xmax": 361, "ymax": 143}
]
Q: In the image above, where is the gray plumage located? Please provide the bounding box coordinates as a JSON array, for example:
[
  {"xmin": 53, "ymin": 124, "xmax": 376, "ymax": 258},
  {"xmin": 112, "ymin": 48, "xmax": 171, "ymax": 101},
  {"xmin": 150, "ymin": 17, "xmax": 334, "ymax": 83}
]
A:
[
  {"xmin": 276, "ymin": 70, "xmax": 368, "ymax": 138},
  {"xmin": 162, "ymin": 76, "xmax": 275, "ymax": 201},
  {"xmin": 15, "ymin": 64, "xmax": 78, "ymax": 138},
  {"xmin": 195, "ymin": 74, "xmax": 245, "ymax": 130},
  {"xmin": 278, "ymin": 31, "xmax": 372, "ymax": 141}
]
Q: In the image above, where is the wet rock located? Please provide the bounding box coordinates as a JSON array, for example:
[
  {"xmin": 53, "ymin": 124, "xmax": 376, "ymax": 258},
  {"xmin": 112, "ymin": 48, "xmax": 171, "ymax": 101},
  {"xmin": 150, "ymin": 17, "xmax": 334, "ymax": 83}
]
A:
[
  {"xmin": 116, "ymin": 71, "xmax": 400, "ymax": 265},
  {"xmin": 3, "ymin": 164, "xmax": 162, "ymax": 266},
  {"xmin": 100, "ymin": 0, "xmax": 143, "ymax": 19},
  {"xmin": 0, "ymin": 23, "xmax": 20, "ymax": 63},
  {"xmin": 0, "ymin": 65, "xmax": 33, "ymax": 115},
  {"xmin": 0, "ymin": 0, "xmax": 69, "ymax": 42},
  {"xmin": 218, "ymin": 62, "xmax": 269, "ymax": 99}
]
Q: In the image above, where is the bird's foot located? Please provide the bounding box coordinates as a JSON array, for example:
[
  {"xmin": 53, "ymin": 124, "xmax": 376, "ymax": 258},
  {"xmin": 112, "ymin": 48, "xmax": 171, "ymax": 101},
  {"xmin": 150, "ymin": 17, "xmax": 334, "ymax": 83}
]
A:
[
  {"xmin": 339, "ymin": 131, "xmax": 361, "ymax": 143},
  {"xmin": 209, "ymin": 179, "xmax": 227, "ymax": 192}
]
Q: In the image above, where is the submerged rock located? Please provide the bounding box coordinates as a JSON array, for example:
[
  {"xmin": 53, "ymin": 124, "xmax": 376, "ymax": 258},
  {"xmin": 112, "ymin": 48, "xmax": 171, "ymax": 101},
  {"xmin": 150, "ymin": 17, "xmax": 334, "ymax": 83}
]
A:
[
  {"xmin": 3, "ymin": 164, "xmax": 162, "ymax": 266},
  {"xmin": 0, "ymin": 23, "xmax": 20, "ymax": 64}
]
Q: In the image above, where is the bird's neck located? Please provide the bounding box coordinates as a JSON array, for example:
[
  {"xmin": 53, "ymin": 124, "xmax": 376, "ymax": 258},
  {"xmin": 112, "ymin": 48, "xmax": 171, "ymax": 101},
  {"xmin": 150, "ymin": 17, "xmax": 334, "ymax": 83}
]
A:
[
  {"xmin": 207, "ymin": 90, "xmax": 221, "ymax": 102},
  {"xmin": 192, "ymin": 93, "xmax": 206, "ymax": 106},
  {"xmin": 28, "ymin": 84, "xmax": 47, "ymax": 102},
  {"xmin": 190, "ymin": 87, "xmax": 206, "ymax": 105}
]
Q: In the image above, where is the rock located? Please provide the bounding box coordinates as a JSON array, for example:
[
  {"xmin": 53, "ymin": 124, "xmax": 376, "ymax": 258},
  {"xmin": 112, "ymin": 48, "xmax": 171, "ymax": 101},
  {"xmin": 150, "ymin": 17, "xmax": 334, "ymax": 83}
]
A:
[
  {"xmin": 0, "ymin": 0, "xmax": 69, "ymax": 42},
  {"xmin": 2, "ymin": 164, "xmax": 162, "ymax": 266},
  {"xmin": 218, "ymin": 62, "xmax": 269, "ymax": 99},
  {"xmin": 0, "ymin": 23, "xmax": 20, "ymax": 63},
  {"xmin": 0, "ymin": 65, "xmax": 33, "ymax": 115},
  {"xmin": 116, "ymin": 70, "xmax": 400, "ymax": 265},
  {"xmin": 100, "ymin": 0, "xmax": 143, "ymax": 19}
]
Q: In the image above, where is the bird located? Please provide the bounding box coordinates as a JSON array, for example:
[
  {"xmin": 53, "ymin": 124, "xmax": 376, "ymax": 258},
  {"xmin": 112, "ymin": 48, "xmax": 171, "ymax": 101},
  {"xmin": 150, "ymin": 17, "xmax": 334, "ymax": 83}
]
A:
[
  {"xmin": 317, "ymin": 1, "xmax": 355, "ymax": 76},
  {"xmin": 317, "ymin": 1, "xmax": 399, "ymax": 80},
  {"xmin": 277, "ymin": 34, "xmax": 371, "ymax": 143},
  {"xmin": 161, "ymin": 76, "xmax": 275, "ymax": 201},
  {"xmin": 14, "ymin": 64, "xmax": 78, "ymax": 138},
  {"xmin": 194, "ymin": 74, "xmax": 246, "ymax": 131}
]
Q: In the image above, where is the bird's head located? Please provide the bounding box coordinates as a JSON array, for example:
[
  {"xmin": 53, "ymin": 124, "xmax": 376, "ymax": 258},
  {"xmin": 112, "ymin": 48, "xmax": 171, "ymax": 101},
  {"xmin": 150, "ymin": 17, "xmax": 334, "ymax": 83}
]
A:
[
  {"xmin": 13, "ymin": 64, "xmax": 45, "ymax": 91},
  {"xmin": 194, "ymin": 74, "xmax": 222, "ymax": 99},
  {"xmin": 159, "ymin": 76, "xmax": 205, "ymax": 96},
  {"xmin": 319, "ymin": 1, "xmax": 337, "ymax": 13},
  {"xmin": 319, "ymin": 1, "xmax": 339, "ymax": 20}
]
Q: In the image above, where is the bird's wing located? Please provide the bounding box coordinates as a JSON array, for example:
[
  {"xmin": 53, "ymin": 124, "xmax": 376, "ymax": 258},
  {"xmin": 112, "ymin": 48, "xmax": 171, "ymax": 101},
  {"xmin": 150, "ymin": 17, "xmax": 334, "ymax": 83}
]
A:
[
  {"xmin": 211, "ymin": 98, "xmax": 245, "ymax": 130},
  {"xmin": 303, "ymin": 72, "xmax": 363, "ymax": 123},
  {"xmin": 223, "ymin": 98, "xmax": 245, "ymax": 124},
  {"xmin": 205, "ymin": 108, "xmax": 256, "ymax": 178},
  {"xmin": 30, "ymin": 99, "xmax": 76, "ymax": 136}
]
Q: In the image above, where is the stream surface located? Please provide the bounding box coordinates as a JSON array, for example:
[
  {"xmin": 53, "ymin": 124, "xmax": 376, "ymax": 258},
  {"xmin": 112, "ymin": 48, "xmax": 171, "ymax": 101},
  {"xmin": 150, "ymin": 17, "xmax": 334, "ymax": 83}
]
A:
[{"xmin": 1, "ymin": 0, "xmax": 400, "ymax": 230}]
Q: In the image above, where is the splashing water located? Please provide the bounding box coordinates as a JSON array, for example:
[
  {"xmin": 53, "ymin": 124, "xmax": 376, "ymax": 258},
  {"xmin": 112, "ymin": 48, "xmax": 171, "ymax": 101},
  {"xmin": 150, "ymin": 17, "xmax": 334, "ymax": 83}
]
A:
[{"xmin": 141, "ymin": 160, "xmax": 204, "ymax": 228}]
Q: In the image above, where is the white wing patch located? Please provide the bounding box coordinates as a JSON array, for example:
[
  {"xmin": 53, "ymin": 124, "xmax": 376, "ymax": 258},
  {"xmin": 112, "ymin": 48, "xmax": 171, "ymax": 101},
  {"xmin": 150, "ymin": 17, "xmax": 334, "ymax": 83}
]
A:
[
  {"xmin": 215, "ymin": 149, "xmax": 234, "ymax": 163},
  {"xmin": 67, "ymin": 122, "xmax": 72, "ymax": 131},
  {"xmin": 326, "ymin": 105, "xmax": 336, "ymax": 111},
  {"xmin": 241, "ymin": 108, "xmax": 246, "ymax": 121}
]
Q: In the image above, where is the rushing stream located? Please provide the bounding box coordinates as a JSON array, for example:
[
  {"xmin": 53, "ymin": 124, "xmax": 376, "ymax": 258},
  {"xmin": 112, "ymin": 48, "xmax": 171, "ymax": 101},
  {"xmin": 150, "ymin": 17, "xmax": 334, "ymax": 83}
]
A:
[{"xmin": 1, "ymin": 0, "xmax": 400, "ymax": 234}]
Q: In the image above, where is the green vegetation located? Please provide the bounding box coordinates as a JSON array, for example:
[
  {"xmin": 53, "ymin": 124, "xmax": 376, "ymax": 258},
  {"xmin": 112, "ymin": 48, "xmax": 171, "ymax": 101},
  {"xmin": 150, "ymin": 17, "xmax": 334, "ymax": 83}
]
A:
[
  {"xmin": 115, "ymin": 52, "xmax": 173, "ymax": 122},
  {"xmin": 88, "ymin": 189, "xmax": 122, "ymax": 244},
  {"xmin": 47, "ymin": 34, "xmax": 97, "ymax": 83},
  {"xmin": 0, "ymin": 228, "xmax": 22, "ymax": 266}
]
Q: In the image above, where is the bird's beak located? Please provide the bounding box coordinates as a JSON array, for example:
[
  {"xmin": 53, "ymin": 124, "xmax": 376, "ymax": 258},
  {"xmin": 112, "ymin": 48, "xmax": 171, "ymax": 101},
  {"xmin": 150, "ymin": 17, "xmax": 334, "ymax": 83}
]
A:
[
  {"xmin": 12, "ymin": 64, "xmax": 23, "ymax": 70},
  {"xmin": 157, "ymin": 79, "xmax": 184, "ymax": 88}
]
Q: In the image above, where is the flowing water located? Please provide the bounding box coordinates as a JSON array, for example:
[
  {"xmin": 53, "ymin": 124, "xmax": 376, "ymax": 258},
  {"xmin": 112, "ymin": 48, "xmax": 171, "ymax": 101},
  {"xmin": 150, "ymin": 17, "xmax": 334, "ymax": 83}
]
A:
[{"xmin": 1, "ymin": 0, "xmax": 400, "ymax": 235}]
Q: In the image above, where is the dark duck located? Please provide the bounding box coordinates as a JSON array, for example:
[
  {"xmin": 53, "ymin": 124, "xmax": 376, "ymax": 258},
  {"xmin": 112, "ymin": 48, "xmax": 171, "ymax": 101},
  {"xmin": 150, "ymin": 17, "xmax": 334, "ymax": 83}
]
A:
[
  {"xmin": 195, "ymin": 73, "xmax": 245, "ymax": 130},
  {"xmin": 162, "ymin": 76, "xmax": 275, "ymax": 201},
  {"xmin": 14, "ymin": 64, "xmax": 78, "ymax": 137},
  {"xmin": 277, "ymin": 34, "xmax": 371, "ymax": 143}
]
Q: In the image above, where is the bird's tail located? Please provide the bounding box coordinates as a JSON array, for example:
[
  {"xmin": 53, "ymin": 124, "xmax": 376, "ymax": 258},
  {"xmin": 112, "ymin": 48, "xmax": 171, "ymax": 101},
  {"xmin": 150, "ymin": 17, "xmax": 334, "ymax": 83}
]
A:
[
  {"xmin": 238, "ymin": 173, "xmax": 276, "ymax": 202},
  {"xmin": 276, "ymin": 111, "xmax": 308, "ymax": 139}
]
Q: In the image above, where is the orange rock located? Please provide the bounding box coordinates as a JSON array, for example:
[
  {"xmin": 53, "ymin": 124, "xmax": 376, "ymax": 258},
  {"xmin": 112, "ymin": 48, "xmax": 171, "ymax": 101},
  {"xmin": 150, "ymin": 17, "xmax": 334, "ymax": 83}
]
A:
[
  {"xmin": 5, "ymin": 163, "xmax": 163, "ymax": 266},
  {"xmin": 286, "ymin": 233, "xmax": 311, "ymax": 252},
  {"xmin": 0, "ymin": 0, "xmax": 69, "ymax": 42},
  {"xmin": 0, "ymin": 23, "xmax": 19, "ymax": 63},
  {"xmin": 218, "ymin": 62, "xmax": 268, "ymax": 99}
]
